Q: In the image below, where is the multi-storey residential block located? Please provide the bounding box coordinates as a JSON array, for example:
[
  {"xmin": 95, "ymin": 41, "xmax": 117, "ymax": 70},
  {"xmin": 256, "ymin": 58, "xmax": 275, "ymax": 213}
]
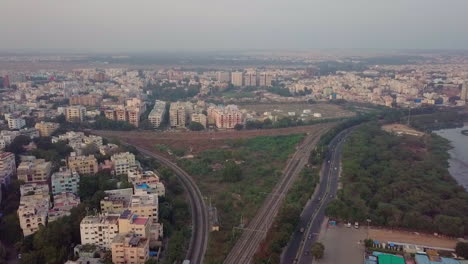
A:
[
  {"xmin": 18, "ymin": 190, "xmax": 51, "ymax": 236},
  {"xmin": 111, "ymin": 152, "xmax": 136, "ymax": 175},
  {"xmin": 101, "ymin": 196, "xmax": 128, "ymax": 214},
  {"xmin": 65, "ymin": 106, "xmax": 86, "ymax": 122},
  {"xmin": 191, "ymin": 113, "xmax": 207, "ymax": 128},
  {"xmin": 207, "ymin": 105, "xmax": 243, "ymax": 129},
  {"xmin": 217, "ymin": 71, "xmax": 231, "ymax": 83},
  {"xmin": 258, "ymin": 72, "xmax": 274, "ymax": 87},
  {"xmin": 51, "ymin": 167, "xmax": 80, "ymax": 195},
  {"xmin": 49, "ymin": 192, "xmax": 81, "ymax": 222},
  {"xmin": 129, "ymin": 170, "xmax": 165, "ymax": 197},
  {"xmin": 17, "ymin": 156, "xmax": 52, "ymax": 183},
  {"xmin": 69, "ymin": 94, "xmax": 102, "ymax": 106},
  {"xmin": 80, "ymin": 214, "xmax": 120, "ymax": 249},
  {"xmin": 34, "ymin": 121, "xmax": 60, "ymax": 137},
  {"xmin": 244, "ymin": 70, "xmax": 257, "ymax": 87},
  {"xmin": 148, "ymin": 100, "xmax": 166, "ymax": 128},
  {"xmin": 169, "ymin": 102, "xmax": 187, "ymax": 128},
  {"xmin": 130, "ymin": 193, "xmax": 158, "ymax": 224},
  {"xmin": 20, "ymin": 182, "xmax": 49, "ymax": 196},
  {"xmin": 7, "ymin": 116, "xmax": 26, "ymax": 129},
  {"xmin": 68, "ymin": 153, "xmax": 99, "ymax": 175},
  {"xmin": 118, "ymin": 210, "xmax": 151, "ymax": 238},
  {"xmin": 231, "ymin": 71, "xmax": 244, "ymax": 87},
  {"xmin": 0, "ymin": 152, "xmax": 16, "ymax": 185},
  {"xmin": 111, "ymin": 233, "xmax": 149, "ymax": 264}
]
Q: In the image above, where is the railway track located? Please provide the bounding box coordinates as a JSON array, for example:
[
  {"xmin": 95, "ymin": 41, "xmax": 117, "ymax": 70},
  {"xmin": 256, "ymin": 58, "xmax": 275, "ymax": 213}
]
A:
[
  {"xmin": 223, "ymin": 125, "xmax": 332, "ymax": 264},
  {"xmin": 121, "ymin": 142, "xmax": 209, "ymax": 264}
]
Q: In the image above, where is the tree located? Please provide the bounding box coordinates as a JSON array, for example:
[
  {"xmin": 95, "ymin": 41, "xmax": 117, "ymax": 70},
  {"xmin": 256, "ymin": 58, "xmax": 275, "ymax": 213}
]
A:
[
  {"xmin": 222, "ymin": 161, "xmax": 243, "ymax": 182},
  {"xmin": 311, "ymin": 242, "xmax": 325, "ymax": 259},
  {"xmin": 455, "ymin": 242, "xmax": 468, "ymax": 259},
  {"xmin": 188, "ymin": 121, "xmax": 204, "ymax": 131},
  {"xmin": 234, "ymin": 124, "xmax": 244, "ymax": 130}
]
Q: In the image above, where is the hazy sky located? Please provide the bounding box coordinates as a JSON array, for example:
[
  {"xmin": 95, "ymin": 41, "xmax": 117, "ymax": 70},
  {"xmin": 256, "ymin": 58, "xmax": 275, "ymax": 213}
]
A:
[{"xmin": 1, "ymin": 0, "xmax": 468, "ymax": 52}]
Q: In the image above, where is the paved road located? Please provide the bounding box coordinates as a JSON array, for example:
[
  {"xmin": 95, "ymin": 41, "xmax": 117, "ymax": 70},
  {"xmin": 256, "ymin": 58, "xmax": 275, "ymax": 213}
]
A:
[
  {"xmin": 224, "ymin": 125, "xmax": 333, "ymax": 264},
  {"xmin": 120, "ymin": 142, "xmax": 209, "ymax": 264},
  {"xmin": 282, "ymin": 128, "xmax": 352, "ymax": 264}
]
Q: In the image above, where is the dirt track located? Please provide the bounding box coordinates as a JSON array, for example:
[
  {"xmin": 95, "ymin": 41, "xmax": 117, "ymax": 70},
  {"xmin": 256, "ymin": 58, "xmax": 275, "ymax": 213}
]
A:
[
  {"xmin": 369, "ymin": 228, "xmax": 457, "ymax": 249},
  {"xmin": 94, "ymin": 123, "xmax": 336, "ymax": 155}
]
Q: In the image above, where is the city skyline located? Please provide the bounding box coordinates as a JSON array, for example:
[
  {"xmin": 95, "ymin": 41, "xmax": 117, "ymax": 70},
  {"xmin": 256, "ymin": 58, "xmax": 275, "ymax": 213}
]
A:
[{"xmin": 1, "ymin": 0, "xmax": 468, "ymax": 52}]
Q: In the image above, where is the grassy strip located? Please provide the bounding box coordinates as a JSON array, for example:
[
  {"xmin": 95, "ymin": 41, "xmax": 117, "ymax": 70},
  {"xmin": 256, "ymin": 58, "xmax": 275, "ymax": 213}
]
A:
[{"xmin": 252, "ymin": 167, "xmax": 320, "ymax": 264}]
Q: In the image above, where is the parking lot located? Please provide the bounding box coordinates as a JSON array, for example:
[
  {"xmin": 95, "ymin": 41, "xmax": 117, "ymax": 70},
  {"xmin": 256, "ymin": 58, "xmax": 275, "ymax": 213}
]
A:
[{"xmin": 317, "ymin": 219, "xmax": 367, "ymax": 264}]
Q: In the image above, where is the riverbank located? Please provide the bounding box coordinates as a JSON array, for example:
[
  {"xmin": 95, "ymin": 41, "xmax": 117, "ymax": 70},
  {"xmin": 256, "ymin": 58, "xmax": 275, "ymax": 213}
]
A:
[{"xmin": 435, "ymin": 126, "xmax": 468, "ymax": 191}]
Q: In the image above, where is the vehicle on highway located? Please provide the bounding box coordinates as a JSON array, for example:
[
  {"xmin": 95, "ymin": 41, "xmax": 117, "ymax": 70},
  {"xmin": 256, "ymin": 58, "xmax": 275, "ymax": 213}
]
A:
[{"xmin": 354, "ymin": 222, "xmax": 359, "ymax": 229}]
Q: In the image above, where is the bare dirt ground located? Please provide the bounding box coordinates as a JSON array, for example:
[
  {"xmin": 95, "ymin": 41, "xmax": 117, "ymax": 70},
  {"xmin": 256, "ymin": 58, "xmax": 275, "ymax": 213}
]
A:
[
  {"xmin": 369, "ymin": 228, "xmax": 457, "ymax": 249},
  {"xmin": 94, "ymin": 123, "xmax": 336, "ymax": 156}
]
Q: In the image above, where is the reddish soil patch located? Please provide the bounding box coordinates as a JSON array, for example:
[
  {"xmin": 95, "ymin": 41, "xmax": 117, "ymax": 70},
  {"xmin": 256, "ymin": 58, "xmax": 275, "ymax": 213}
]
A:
[{"xmin": 94, "ymin": 123, "xmax": 336, "ymax": 157}]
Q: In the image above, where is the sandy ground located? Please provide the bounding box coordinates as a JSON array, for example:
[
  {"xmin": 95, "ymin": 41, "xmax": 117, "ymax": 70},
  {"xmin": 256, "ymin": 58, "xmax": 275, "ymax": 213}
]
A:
[
  {"xmin": 317, "ymin": 219, "xmax": 367, "ymax": 264},
  {"xmin": 368, "ymin": 228, "xmax": 457, "ymax": 249}
]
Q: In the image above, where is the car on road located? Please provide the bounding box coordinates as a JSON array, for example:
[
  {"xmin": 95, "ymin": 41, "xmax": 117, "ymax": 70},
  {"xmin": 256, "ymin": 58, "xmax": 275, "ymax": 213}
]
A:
[
  {"xmin": 354, "ymin": 222, "xmax": 359, "ymax": 229},
  {"xmin": 334, "ymin": 167, "xmax": 337, "ymax": 170},
  {"xmin": 346, "ymin": 222, "xmax": 352, "ymax": 228},
  {"xmin": 308, "ymin": 234, "xmax": 312, "ymax": 239},
  {"xmin": 318, "ymin": 197, "xmax": 321, "ymax": 201}
]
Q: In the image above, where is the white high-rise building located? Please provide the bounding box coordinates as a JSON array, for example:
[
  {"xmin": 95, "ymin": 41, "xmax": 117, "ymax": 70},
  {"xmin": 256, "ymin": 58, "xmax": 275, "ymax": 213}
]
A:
[
  {"xmin": 7, "ymin": 117, "xmax": 26, "ymax": 130},
  {"xmin": 80, "ymin": 215, "xmax": 120, "ymax": 249}
]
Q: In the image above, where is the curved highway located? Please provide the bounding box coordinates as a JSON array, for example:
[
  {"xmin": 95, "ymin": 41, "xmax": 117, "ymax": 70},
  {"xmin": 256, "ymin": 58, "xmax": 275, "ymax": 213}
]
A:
[
  {"xmin": 121, "ymin": 142, "xmax": 208, "ymax": 264},
  {"xmin": 282, "ymin": 128, "xmax": 353, "ymax": 264},
  {"xmin": 224, "ymin": 125, "xmax": 333, "ymax": 264}
]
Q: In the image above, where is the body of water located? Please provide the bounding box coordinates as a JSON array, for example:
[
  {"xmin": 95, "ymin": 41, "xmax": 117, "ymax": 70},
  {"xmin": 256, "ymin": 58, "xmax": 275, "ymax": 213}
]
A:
[{"xmin": 435, "ymin": 125, "xmax": 468, "ymax": 190}]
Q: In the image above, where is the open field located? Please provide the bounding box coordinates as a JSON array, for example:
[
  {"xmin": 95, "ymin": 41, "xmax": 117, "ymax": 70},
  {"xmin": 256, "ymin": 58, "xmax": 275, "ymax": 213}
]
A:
[
  {"xmin": 95, "ymin": 123, "xmax": 338, "ymax": 155},
  {"xmin": 368, "ymin": 228, "xmax": 457, "ymax": 249},
  {"xmin": 240, "ymin": 102, "xmax": 355, "ymax": 121}
]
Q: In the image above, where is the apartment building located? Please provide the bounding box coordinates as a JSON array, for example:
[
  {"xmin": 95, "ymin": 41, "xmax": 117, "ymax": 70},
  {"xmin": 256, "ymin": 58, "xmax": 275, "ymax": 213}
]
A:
[
  {"xmin": 80, "ymin": 215, "xmax": 120, "ymax": 249},
  {"xmin": 147, "ymin": 100, "xmax": 166, "ymax": 128},
  {"xmin": 7, "ymin": 117, "xmax": 26, "ymax": 129},
  {"xmin": 111, "ymin": 152, "xmax": 136, "ymax": 175},
  {"xmin": 17, "ymin": 156, "xmax": 52, "ymax": 183},
  {"xmin": 49, "ymin": 192, "xmax": 81, "ymax": 222},
  {"xmin": 244, "ymin": 70, "xmax": 257, "ymax": 87},
  {"xmin": 101, "ymin": 197, "xmax": 128, "ymax": 214},
  {"xmin": 68, "ymin": 154, "xmax": 99, "ymax": 175},
  {"xmin": 111, "ymin": 233, "xmax": 149, "ymax": 264},
  {"xmin": 65, "ymin": 106, "xmax": 86, "ymax": 122},
  {"xmin": 217, "ymin": 71, "xmax": 231, "ymax": 83},
  {"xmin": 69, "ymin": 94, "xmax": 103, "ymax": 106},
  {"xmin": 207, "ymin": 105, "xmax": 243, "ymax": 129},
  {"xmin": 18, "ymin": 191, "xmax": 51, "ymax": 236},
  {"xmin": 191, "ymin": 113, "xmax": 207, "ymax": 128},
  {"xmin": 258, "ymin": 72, "xmax": 274, "ymax": 87},
  {"xmin": 20, "ymin": 183, "xmax": 49, "ymax": 196},
  {"xmin": 118, "ymin": 210, "xmax": 151, "ymax": 238},
  {"xmin": 51, "ymin": 167, "xmax": 80, "ymax": 195},
  {"xmin": 100, "ymin": 188, "xmax": 133, "ymax": 212},
  {"xmin": 130, "ymin": 193, "xmax": 158, "ymax": 224},
  {"xmin": 169, "ymin": 102, "xmax": 187, "ymax": 128},
  {"xmin": 34, "ymin": 121, "xmax": 60, "ymax": 137},
  {"xmin": 231, "ymin": 71, "xmax": 244, "ymax": 87},
  {"xmin": 0, "ymin": 152, "xmax": 16, "ymax": 185}
]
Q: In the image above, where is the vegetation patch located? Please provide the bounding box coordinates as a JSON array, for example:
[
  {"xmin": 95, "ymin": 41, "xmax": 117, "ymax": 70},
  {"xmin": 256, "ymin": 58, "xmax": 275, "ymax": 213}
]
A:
[
  {"xmin": 177, "ymin": 134, "xmax": 305, "ymax": 263},
  {"xmin": 326, "ymin": 123, "xmax": 468, "ymax": 237}
]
